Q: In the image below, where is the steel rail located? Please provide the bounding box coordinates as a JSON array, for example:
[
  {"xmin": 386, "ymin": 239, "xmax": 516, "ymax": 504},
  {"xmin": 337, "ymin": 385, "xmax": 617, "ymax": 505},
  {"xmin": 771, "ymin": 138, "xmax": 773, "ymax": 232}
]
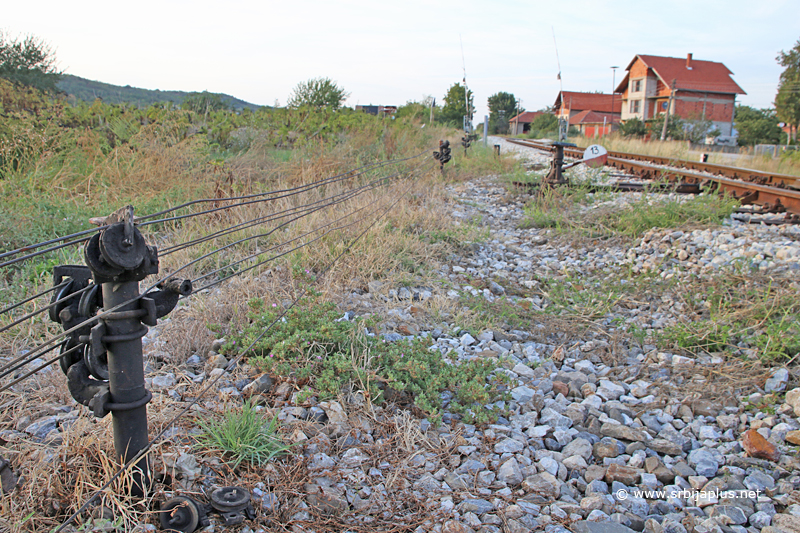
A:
[{"xmin": 507, "ymin": 138, "xmax": 800, "ymax": 215}]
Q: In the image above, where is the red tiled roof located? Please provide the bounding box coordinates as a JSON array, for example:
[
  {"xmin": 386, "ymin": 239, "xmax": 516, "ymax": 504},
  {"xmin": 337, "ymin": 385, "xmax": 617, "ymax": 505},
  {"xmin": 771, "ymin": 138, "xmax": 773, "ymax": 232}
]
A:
[
  {"xmin": 509, "ymin": 111, "xmax": 548, "ymax": 123},
  {"xmin": 554, "ymin": 92, "xmax": 622, "ymax": 114},
  {"xmin": 569, "ymin": 110, "xmax": 618, "ymax": 125},
  {"xmin": 616, "ymin": 54, "xmax": 746, "ymax": 95}
]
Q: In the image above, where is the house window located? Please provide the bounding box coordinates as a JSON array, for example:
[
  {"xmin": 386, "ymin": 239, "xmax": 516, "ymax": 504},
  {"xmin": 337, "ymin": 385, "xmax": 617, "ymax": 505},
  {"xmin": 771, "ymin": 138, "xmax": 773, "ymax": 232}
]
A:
[
  {"xmin": 632, "ymin": 80, "xmax": 642, "ymax": 92},
  {"xmin": 630, "ymin": 100, "xmax": 641, "ymax": 114}
]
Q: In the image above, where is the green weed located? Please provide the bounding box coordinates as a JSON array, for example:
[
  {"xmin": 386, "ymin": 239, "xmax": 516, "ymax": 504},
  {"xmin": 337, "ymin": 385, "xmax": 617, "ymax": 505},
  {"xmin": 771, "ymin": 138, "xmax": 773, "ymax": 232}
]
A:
[{"xmin": 196, "ymin": 401, "xmax": 291, "ymax": 469}]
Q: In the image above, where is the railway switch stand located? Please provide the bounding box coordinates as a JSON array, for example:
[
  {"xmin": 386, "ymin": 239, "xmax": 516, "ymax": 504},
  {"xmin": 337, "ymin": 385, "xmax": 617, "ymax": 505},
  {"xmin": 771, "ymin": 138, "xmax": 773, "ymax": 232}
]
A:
[
  {"xmin": 544, "ymin": 141, "xmax": 577, "ymax": 186},
  {"xmin": 49, "ymin": 205, "xmax": 192, "ymax": 496}
]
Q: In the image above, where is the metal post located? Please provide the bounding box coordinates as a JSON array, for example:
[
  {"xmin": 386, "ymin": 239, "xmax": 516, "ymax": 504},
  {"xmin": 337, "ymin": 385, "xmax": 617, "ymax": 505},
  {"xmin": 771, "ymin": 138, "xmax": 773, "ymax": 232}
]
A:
[
  {"xmin": 104, "ymin": 278, "xmax": 150, "ymax": 492},
  {"xmin": 483, "ymin": 116, "xmax": 488, "ymax": 147},
  {"xmin": 82, "ymin": 206, "xmax": 158, "ymax": 496},
  {"xmin": 48, "ymin": 205, "xmax": 192, "ymax": 498}
]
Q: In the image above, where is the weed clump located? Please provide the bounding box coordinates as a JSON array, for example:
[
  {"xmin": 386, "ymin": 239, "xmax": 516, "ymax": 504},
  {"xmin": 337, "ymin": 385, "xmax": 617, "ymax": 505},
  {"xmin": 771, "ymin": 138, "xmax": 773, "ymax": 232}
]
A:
[
  {"xmin": 223, "ymin": 294, "xmax": 510, "ymax": 425},
  {"xmin": 197, "ymin": 401, "xmax": 291, "ymax": 468}
]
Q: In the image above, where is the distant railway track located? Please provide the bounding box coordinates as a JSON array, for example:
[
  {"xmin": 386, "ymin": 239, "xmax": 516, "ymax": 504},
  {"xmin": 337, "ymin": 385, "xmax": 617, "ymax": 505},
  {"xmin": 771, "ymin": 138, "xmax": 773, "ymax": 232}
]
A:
[{"xmin": 506, "ymin": 138, "xmax": 800, "ymax": 218}]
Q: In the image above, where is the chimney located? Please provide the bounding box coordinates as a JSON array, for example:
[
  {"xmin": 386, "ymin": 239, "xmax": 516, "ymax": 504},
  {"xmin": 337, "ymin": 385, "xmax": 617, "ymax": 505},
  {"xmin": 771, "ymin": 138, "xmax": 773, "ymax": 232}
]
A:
[{"xmin": 686, "ymin": 53, "xmax": 693, "ymax": 70}]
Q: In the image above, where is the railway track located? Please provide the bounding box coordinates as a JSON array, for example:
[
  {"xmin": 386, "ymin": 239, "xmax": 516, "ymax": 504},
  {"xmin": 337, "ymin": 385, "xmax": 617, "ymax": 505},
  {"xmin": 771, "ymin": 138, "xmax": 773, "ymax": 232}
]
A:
[{"xmin": 506, "ymin": 138, "xmax": 800, "ymax": 218}]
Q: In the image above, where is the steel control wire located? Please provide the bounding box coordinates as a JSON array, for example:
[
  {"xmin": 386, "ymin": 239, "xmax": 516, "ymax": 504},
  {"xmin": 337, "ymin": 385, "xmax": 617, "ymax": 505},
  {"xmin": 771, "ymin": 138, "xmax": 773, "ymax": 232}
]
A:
[{"xmin": 54, "ymin": 165, "xmax": 423, "ymax": 533}]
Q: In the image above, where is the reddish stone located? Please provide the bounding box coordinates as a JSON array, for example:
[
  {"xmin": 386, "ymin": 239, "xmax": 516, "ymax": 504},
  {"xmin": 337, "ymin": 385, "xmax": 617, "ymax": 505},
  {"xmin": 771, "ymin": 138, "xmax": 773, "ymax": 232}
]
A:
[
  {"xmin": 604, "ymin": 464, "xmax": 642, "ymax": 485},
  {"xmin": 742, "ymin": 429, "xmax": 781, "ymax": 462},
  {"xmin": 397, "ymin": 324, "xmax": 420, "ymax": 336},
  {"xmin": 552, "ymin": 381, "xmax": 569, "ymax": 397}
]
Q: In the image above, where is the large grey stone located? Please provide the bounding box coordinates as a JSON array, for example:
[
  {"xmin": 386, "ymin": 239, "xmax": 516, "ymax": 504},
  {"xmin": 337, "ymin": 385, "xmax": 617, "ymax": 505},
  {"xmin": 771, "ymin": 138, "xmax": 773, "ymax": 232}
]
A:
[
  {"xmin": 458, "ymin": 499, "xmax": 494, "ymax": 514},
  {"xmin": 765, "ymin": 368, "xmax": 789, "ymax": 393},
  {"xmin": 511, "ymin": 386, "xmax": 535, "ymax": 404},
  {"xmin": 319, "ymin": 400, "xmax": 348, "ymax": 425},
  {"xmin": 497, "ymin": 458, "xmax": 523, "ymax": 486},
  {"xmin": 495, "ymin": 437, "xmax": 525, "ymax": 454},
  {"xmin": 562, "ymin": 437, "xmax": 593, "ymax": 460},
  {"xmin": 521, "ymin": 472, "xmax": 560, "ymax": 499},
  {"xmin": 708, "ymin": 505, "xmax": 747, "ymax": 525}
]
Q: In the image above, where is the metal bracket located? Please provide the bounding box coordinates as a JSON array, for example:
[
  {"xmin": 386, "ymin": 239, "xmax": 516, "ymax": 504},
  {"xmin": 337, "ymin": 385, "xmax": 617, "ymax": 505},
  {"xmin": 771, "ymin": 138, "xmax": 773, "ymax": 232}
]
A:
[
  {"xmin": 145, "ymin": 279, "xmax": 193, "ymax": 325},
  {"xmin": 67, "ymin": 361, "xmax": 111, "ymax": 417}
]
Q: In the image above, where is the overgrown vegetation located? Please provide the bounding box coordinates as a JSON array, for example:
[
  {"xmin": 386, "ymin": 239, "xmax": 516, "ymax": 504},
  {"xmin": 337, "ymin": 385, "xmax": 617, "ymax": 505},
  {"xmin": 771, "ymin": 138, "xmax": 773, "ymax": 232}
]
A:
[
  {"xmin": 522, "ymin": 182, "xmax": 739, "ymax": 237},
  {"xmin": 223, "ymin": 294, "xmax": 511, "ymax": 425}
]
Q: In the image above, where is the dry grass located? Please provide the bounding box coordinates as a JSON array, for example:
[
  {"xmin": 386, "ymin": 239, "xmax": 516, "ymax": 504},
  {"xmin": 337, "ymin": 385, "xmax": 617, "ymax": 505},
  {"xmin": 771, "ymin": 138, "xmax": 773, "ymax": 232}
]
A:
[
  {"xmin": 572, "ymin": 133, "xmax": 800, "ymax": 176},
  {"xmin": 0, "ymin": 121, "xmax": 498, "ymax": 530}
]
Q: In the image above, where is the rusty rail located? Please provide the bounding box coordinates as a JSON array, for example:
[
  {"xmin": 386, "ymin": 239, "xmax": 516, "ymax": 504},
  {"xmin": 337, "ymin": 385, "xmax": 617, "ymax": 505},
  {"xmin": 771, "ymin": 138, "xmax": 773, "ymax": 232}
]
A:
[{"xmin": 507, "ymin": 138, "xmax": 800, "ymax": 216}]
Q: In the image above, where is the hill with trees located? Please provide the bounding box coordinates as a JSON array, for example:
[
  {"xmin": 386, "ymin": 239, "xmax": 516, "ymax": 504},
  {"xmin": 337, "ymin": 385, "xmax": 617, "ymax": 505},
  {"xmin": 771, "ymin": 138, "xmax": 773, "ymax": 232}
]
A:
[{"xmin": 56, "ymin": 74, "xmax": 262, "ymax": 111}]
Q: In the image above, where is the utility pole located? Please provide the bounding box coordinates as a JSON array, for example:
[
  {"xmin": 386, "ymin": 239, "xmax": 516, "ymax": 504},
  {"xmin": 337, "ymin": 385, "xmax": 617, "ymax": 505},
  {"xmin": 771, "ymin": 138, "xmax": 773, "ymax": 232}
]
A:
[
  {"xmin": 610, "ymin": 66, "xmax": 619, "ymax": 133},
  {"xmin": 661, "ymin": 79, "xmax": 676, "ymax": 141}
]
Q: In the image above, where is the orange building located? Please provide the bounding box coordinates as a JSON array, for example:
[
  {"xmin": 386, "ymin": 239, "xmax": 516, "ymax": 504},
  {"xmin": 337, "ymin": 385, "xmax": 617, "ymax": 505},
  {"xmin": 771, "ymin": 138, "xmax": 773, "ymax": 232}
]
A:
[{"xmin": 616, "ymin": 54, "xmax": 746, "ymax": 136}]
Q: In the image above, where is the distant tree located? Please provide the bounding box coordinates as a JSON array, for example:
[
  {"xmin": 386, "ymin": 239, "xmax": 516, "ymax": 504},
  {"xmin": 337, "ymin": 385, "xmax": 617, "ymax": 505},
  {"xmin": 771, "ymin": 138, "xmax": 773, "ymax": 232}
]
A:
[
  {"xmin": 734, "ymin": 105, "xmax": 782, "ymax": 146},
  {"xmin": 647, "ymin": 113, "xmax": 684, "ymax": 140},
  {"xmin": 287, "ymin": 78, "xmax": 348, "ymax": 110},
  {"xmin": 439, "ymin": 83, "xmax": 473, "ymax": 126},
  {"xmin": 618, "ymin": 117, "xmax": 648, "ymax": 138},
  {"xmin": 527, "ymin": 113, "xmax": 558, "ymax": 138},
  {"xmin": 0, "ymin": 32, "xmax": 61, "ymax": 93},
  {"xmin": 487, "ymin": 92, "xmax": 520, "ymax": 134},
  {"xmin": 396, "ymin": 96, "xmax": 435, "ymax": 122},
  {"xmin": 775, "ymin": 38, "xmax": 800, "ymax": 142}
]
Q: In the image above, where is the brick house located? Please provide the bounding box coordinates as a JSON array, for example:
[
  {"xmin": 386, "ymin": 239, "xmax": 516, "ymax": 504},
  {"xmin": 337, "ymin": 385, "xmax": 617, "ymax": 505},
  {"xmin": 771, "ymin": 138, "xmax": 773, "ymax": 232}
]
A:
[
  {"xmin": 553, "ymin": 91, "xmax": 622, "ymax": 137},
  {"xmin": 615, "ymin": 54, "xmax": 746, "ymax": 136}
]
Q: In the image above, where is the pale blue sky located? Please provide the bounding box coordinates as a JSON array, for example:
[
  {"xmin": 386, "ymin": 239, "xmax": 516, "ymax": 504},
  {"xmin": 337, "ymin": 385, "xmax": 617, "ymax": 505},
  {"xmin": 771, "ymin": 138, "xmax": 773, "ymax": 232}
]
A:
[{"xmin": 4, "ymin": 0, "xmax": 798, "ymax": 121}]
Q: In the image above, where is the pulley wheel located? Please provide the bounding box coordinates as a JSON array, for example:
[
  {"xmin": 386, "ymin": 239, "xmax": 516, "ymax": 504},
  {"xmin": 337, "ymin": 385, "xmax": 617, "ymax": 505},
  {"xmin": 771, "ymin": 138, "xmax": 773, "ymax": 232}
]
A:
[
  {"xmin": 49, "ymin": 279, "xmax": 75, "ymax": 323},
  {"xmin": 209, "ymin": 486, "xmax": 250, "ymax": 513},
  {"xmin": 100, "ymin": 223, "xmax": 146, "ymax": 270},
  {"xmin": 78, "ymin": 284, "xmax": 101, "ymax": 318},
  {"xmin": 84, "ymin": 344, "xmax": 109, "ymax": 381},
  {"xmin": 159, "ymin": 497, "xmax": 200, "ymax": 533},
  {"xmin": 59, "ymin": 339, "xmax": 84, "ymax": 375},
  {"xmin": 84, "ymin": 234, "xmax": 124, "ymax": 279}
]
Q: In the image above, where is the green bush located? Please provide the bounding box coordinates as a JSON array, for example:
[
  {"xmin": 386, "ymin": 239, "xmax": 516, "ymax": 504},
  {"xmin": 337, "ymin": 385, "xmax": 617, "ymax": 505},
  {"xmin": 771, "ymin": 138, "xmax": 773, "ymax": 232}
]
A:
[{"xmin": 223, "ymin": 295, "xmax": 510, "ymax": 425}]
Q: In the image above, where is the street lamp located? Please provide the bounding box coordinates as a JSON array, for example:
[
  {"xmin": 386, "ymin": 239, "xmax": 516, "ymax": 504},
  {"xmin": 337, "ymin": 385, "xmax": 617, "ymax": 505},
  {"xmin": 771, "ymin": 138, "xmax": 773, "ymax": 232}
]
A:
[{"xmin": 610, "ymin": 66, "xmax": 619, "ymax": 132}]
